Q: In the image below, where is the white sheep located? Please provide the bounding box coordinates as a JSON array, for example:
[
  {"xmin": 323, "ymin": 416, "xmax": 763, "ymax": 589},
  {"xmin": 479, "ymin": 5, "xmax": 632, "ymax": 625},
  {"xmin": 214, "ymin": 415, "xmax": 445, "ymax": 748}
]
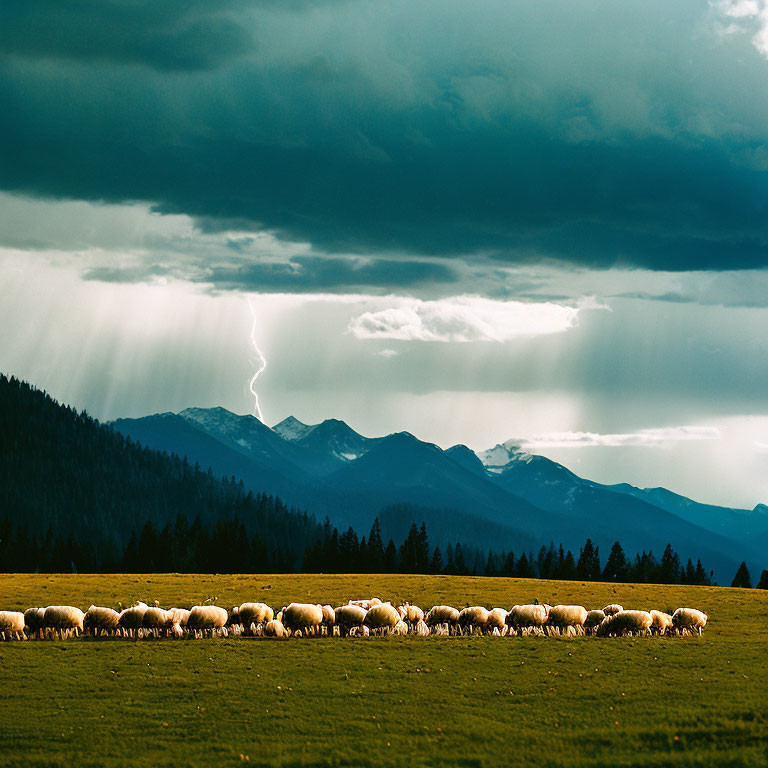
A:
[
  {"xmin": 0, "ymin": 610, "xmax": 25, "ymax": 640},
  {"xmin": 602, "ymin": 604, "xmax": 624, "ymax": 616},
  {"xmin": 486, "ymin": 608, "xmax": 508, "ymax": 633},
  {"xmin": 391, "ymin": 620, "xmax": 409, "ymax": 635},
  {"xmin": 596, "ymin": 610, "xmax": 653, "ymax": 637},
  {"xmin": 584, "ymin": 609, "xmax": 606, "ymax": 634},
  {"xmin": 24, "ymin": 607, "xmax": 45, "ymax": 639},
  {"xmin": 672, "ymin": 607, "xmax": 708, "ymax": 636},
  {"xmin": 458, "ymin": 606, "xmax": 490, "ymax": 634},
  {"xmin": 118, "ymin": 602, "xmax": 148, "ymax": 638},
  {"xmin": 187, "ymin": 605, "xmax": 228, "ymax": 637},
  {"xmin": 83, "ymin": 606, "xmax": 120, "ymax": 636},
  {"xmin": 364, "ymin": 603, "xmax": 401, "ymax": 634},
  {"xmin": 506, "ymin": 604, "xmax": 549, "ymax": 634},
  {"xmin": 426, "ymin": 605, "xmax": 460, "ymax": 634},
  {"xmin": 547, "ymin": 605, "xmax": 588, "ymax": 635},
  {"xmin": 334, "ymin": 604, "xmax": 367, "ymax": 635},
  {"xmin": 414, "ymin": 619, "xmax": 430, "ymax": 636},
  {"xmin": 282, "ymin": 603, "xmax": 323, "ymax": 635},
  {"xmin": 264, "ymin": 619, "xmax": 286, "ymax": 638},
  {"xmin": 238, "ymin": 602, "xmax": 274, "ymax": 634},
  {"xmin": 650, "ymin": 610, "xmax": 673, "ymax": 635},
  {"xmin": 43, "ymin": 605, "xmax": 85, "ymax": 638}
]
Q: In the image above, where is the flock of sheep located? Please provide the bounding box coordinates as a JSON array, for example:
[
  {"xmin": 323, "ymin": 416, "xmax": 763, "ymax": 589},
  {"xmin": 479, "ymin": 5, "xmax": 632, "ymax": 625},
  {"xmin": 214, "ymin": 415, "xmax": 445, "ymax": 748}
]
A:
[{"xmin": 0, "ymin": 598, "xmax": 708, "ymax": 641}]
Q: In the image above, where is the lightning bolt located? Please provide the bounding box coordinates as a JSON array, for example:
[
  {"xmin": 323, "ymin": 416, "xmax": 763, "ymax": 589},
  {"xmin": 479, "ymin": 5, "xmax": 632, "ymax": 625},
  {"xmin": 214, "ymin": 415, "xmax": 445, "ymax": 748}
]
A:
[{"xmin": 247, "ymin": 295, "xmax": 267, "ymax": 422}]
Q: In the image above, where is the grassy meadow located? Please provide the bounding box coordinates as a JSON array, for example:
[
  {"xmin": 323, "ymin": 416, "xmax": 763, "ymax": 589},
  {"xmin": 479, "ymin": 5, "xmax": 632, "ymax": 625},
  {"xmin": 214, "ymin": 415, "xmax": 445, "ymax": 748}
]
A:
[{"xmin": 0, "ymin": 573, "xmax": 766, "ymax": 768}]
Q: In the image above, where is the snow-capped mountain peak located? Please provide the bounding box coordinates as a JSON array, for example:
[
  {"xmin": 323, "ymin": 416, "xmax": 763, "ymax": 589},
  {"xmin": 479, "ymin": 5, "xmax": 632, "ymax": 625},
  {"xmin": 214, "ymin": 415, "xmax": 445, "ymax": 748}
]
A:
[
  {"xmin": 476, "ymin": 439, "xmax": 531, "ymax": 471},
  {"xmin": 272, "ymin": 415, "xmax": 317, "ymax": 442}
]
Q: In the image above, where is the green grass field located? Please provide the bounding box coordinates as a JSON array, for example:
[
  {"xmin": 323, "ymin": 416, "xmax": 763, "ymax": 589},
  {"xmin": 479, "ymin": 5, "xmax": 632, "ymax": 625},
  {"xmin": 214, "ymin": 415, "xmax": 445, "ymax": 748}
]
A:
[{"xmin": 0, "ymin": 574, "xmax": 766, "ymax": 768}]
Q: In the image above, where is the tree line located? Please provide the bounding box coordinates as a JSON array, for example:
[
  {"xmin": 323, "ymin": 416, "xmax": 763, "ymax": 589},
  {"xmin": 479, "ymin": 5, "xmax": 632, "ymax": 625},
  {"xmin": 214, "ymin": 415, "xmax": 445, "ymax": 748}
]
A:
[{"xmin": 6, "ymin": 511, "xmax": 762, "ymax": 588}]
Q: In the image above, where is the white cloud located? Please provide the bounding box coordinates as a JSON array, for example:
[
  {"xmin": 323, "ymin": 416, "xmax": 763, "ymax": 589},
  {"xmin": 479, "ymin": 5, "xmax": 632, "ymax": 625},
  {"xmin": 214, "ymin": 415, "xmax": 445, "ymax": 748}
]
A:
[
  {"xmin": 518, "ymin": 426, "xmax": 722, "ymax": 450},
  {"xmin": 716, "ymin": 0, "xmax": 768, "ymax": 57},
  {"xmin": 376, "ymin": 348, "xmax": 399, "ymax": 358},
  {"xmin": 347, "ymin": 295, "xmax": 582, "ymax": 343}
]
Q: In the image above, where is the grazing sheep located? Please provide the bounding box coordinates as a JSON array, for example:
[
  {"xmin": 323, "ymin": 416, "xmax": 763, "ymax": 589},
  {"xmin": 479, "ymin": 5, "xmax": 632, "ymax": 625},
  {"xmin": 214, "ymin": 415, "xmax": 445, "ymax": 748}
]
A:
[
  {"xmin": 650, "ymin": 610, "xmax": 674, "ymax": 635},
  {"xmin": 321, "ymin": 604, "xmax": 335, "ymax": 635},
  {"xmin": 459, "ymin": 606, "xmax": 490, "ymax": 634},
  {"xmin": 43, "ymin": 605, "xmax": 85, "ymax": 638},
  {"xmin": 584, "ymin": 610, "xmax": 606, "ymax": 634},
  {"xmin": 264, "ymin": 619, "xmax": 286, "ymax": 638},
  {"xmin": 24, "ymin": 607, "xmax": 45, "ymax": 638},
  {"xmin": 426, "ymin": 605, "xmax": 460, "ymax": 632},
  {"xmin": 596, "ymin": 610, "xmax": 653, "ymax": 637},
  {"xmin": 83, "ymin": 606, "xmax": 120, "ymax": 636},
  {"xmin": 392, "ymin": 620, "xmax": 409, "ymax": 635},
  {"xmin": 365, "ymin": 603, "xmax": 401, "ymax": 633},
  {"xmin": 486, "ymin": 608, "xmax": 508, "ymax": 633},
  {"xmin": 414, "ymin": 619, "xmax": 430, "ymax": 636},
  {"xmin": 282, "ymin": 603, "xmax": 323, "ymax": 635},
  {"xmin": 118, "ymin": 602, "xmax": 148, "ymax": 638},
  {"xmin": 602, "ymin": 604, "xmax": 624, "ymax": 616},
  {"xmin": 167, "ymin": 608, "xmax": 190, "ymax": 627},
  {"xmin": 547, "ymin": 605, "xmax": 588, "ymax": 635},
  {"xmin": 143, "ymin": 607, "xmax": 173, "ymax": 638},
  {"xmin": 0, "ymin": 610, "xmax": 25, "ymax": 640},
  {"xmin": 348, "ymin": 625, "xmax": 370, "ymax": 637},
  {"xmin": 187, "ymin": 605, "xmax": 228, "ymax": 637},
  {"xmin": 506, "ymin": 604, "xmax": 549, "ymax": 633},
  {"xmin": 334, "ymin": 604, "xmax": 367, "ymax": 634},
  {"xmin": 239, "ymin": 602, "xmax": 274, "ymax": 627},
  {"xmin": 672, "ymin": 608, "xmax": 708, "ymax": 636}
]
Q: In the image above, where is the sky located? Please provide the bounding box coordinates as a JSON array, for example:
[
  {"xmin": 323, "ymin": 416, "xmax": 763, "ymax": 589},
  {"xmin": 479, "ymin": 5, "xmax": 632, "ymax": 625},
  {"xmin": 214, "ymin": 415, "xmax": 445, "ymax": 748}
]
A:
[{"xmin": 1, "ymin": 0, "xmax": 768, "ymax": 509}]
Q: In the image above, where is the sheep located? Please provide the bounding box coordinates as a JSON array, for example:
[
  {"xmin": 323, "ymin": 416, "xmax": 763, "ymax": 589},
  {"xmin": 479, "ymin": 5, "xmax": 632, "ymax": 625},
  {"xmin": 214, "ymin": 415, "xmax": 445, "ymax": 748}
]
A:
[
  {"xmin": 650, "ymin": 610, "xmax": 673, "ymax": 635},
  {"xmin": 584, "ymin": 609, "xmax": 606, "ymax": 635},
  {"xmin": 392, "ymin": 620, "xmax": 409, "ymax": 635},
  {"xmin": 143, "ymin": 607, "xmax": 173, "ymax": 638},
  {"xmin": 238, "ymin": 602, "xmax": 274, "ymax": 634},
  {"xmin": 672, "ymin": 608, "xmax": 708, "ymax": 636},
  {"xmin": 602, "ymin": 604, "xmax": 624, "ymax": 616},
  {"xmin": 282, "ymin": 603, "xmax": 323, "ymax": 636},
  {"xmin": 364, "ymin": 603, "xmax": 401, "ymax": 634},
  {"xmin": 414, "ymin": 619, "xmax": 430, "ymax": 636},
  {"xmin": 264, "ymin": 619, "xmax": 286, "ymax": 638},
  {"xmin": 43, "ymin": 605, "xmax": 85, "ymax": 638},
  {"xmin": 321, "ymin": 604, "xmax": 335, "ymax": 635},
  {"xmin": 24, "ymin": 607, "xmax": 45, "ymax": 639},
  {"xmin": 187, "ymin": 605, "xmax": 228, "ymax": 638},
  {"xmin": 547, "ymin": 605, "xmax": 588, "ymax": 635},
  {"xmin": 426, "ymin": 605, "xmax": 460, "ymax": 634},
  {"xmin": 506, "ymin": 604, "xmax": 549, "ymax": 635},
  {"xmin": 348, "ymin": 597, "xmax": 381, "ymax": 610},
  {"xmin": 334, "ymin": 604, "xmax": 367, "ymax": 635},
  {"xmin": 167, "ymin": 607, "xmax": 190, "ymax": 628},
  {"xmin": 83, "ymin": 606, "xmax": 120, "ymax": 637},
  {"xmin": 0, "ymin": 610, "xmax": 25, "ymax": 640},
  {"xmin": 596, "ymin": 610, "xmax": 653, "ymax": 638},
  {"xmin": 118, "ymin": 602, "xmax": 148, "ymax": 638},
  {"xmin": 398, "ymin": 603, "xmax": 425, "ymax": 624},
  {"xmin": 458, "ymin": 606, "xmax": 490, "ymax": 635},
  {"xmin": 486, "ymin": 608, "xmax": 508, "ymax": 633}
]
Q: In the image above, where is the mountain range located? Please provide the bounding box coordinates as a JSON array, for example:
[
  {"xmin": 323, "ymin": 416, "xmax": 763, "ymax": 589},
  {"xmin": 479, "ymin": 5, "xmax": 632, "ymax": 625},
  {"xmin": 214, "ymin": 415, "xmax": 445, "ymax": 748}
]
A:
[{"xmin": 111, "ymin": 408, "xmax": 768, "ymax": 583}]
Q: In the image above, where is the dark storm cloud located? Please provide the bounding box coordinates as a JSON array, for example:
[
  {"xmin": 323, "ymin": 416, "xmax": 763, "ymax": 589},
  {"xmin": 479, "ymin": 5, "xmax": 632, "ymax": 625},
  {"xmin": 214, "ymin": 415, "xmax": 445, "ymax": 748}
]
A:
[
  {"xmin": 4, "ymin": 0, "xmax": 768, "ymax": 280},
  {"xmin": 82, "ymin": 255, "xmax": 458, "ymax": 292},
  {"xmin": 0, "ymin": 2, "xmax": 254, "ymax": 72}
]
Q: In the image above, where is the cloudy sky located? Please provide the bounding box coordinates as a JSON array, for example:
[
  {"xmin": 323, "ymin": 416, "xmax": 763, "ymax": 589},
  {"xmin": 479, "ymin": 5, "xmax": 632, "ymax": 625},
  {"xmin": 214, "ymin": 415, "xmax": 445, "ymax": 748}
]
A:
[{"xmin": 2, "ymin": 0, "xmax": 768, "ymax": 508}]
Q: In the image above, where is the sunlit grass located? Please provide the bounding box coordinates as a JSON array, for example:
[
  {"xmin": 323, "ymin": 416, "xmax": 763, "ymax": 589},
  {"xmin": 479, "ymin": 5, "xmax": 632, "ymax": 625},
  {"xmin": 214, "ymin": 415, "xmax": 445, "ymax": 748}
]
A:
[{"xmin": 0, "ymin": 573, "xmax": 766, "ymax": 768}]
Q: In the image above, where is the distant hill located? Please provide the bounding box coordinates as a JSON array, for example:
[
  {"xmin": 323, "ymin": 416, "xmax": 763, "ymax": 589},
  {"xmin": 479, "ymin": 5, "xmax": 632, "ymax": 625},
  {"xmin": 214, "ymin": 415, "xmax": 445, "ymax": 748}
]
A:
[
  {"xmin": 111, "ymin": 407, "xmax": 766, "ymax": 582},
  {"xmin": 0, "ymin": 375, "xmax": 318, "ymax": 567}
]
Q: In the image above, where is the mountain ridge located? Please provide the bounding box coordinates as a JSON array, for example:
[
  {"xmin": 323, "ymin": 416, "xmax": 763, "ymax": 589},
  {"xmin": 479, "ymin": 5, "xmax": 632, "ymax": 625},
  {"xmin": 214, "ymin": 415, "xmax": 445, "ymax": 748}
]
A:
[{"xmin": 110, "ymin": 406, "xmax": 766, "ymax": 582}]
